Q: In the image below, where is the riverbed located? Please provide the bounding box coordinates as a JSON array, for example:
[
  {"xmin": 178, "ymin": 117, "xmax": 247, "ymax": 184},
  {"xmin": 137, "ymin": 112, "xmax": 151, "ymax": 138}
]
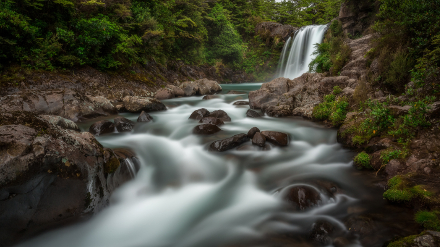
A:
[{"xmin": 18, "ymin": 83, "xmax": 417, "ymax": 247}]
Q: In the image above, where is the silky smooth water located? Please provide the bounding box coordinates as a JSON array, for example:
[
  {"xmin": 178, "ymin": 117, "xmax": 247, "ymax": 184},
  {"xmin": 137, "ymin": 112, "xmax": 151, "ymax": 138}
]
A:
[
  {"xmin": 18, "ymin": 83, "xmax": 416, "ymax": 247},
  {"xmin": 277, "ymin": 25, "xmax": 327, "ymax": 79}
]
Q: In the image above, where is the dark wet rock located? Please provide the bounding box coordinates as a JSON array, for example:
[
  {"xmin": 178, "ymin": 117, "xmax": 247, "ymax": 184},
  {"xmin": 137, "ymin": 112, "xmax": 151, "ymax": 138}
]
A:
[
  {"xmin": 199, "ymin": 117, "xmax": 224, "ymax": 126},
  {"xmin": 246, "ymin": 109, "xmax": 262, "ymax": 118},
  {"xmin": 283, "ymin": 185, "xmax": 321, "ymax": 210},
  {"xmin": 202, "ymin": 95, "xmax": 219, "ymax": 100},
  {"xmin": 247, "ymin": 127, "xmax": 260, "ymax": 139},
  {"xmin": 227, "ymin": 90, "xmax": 244, "ymax": 94},
  {"xmin": 261, "ymin": 131, "xmax": 290, "ymax": 146},
  {"xmin": 0, "ymin": 111, "xmax": 137, "ymax": 246},
  {"xmin": 89, "ymin": 120, "xmax": 115, "ymax": 136},
  {"xmin": 309, "ymin": 220, "xmax": 334, "ymax": 245},
  {"xmin": 428, "ymin": 101, "xmax": 440, "ymax": 118},
  {"xmin": 344, "ymin": 215, "xmax": 378, "ymax": 241},
  {"xmin": 122, "ymin": 96, "xmax": 166, "ymax": 113},
  {"xmin": 388, "ymin": 105, "xmax": 411, "ymax": 117},
  {"xmin": 137, "ymin": 111, "xmax": 153, "ymax": 122},
  {"xmin": 189, "ymin": 108, "xmax": 210, "ymax": 120},
  {"xmin": 414, "ymin": 234, "xmax": 436, "ymax": 247},
  {"xmin": 333, "ymin": 237, "xmax": 351, "ymax": 247},
  {"xmin": 193, "ymin": 124, "xmax": 221, "ymax": 135},
  {"xmin": 209, "ymin": 134, "xmax": 249, "ymax": 152},
  {"xmin": 210, "ymin": 110, "xmax": 231, "ymax": 122},
  {"xmin": 255, "ymin": 22, "xmax": 298, "ymax": 41},
  {"xmin": 180, "ymin": 78, "xmax": 222, "ymax": 96},
  {"xmin": 40, "ymin": 115, "xmax": 80, "ymax": 131},
  {"xmin": 252, "ymin": 132, "xmax": 266, "ymax": 147},
  {"xmin": 233, "ymin": 101, "xmax": 249, "ymax": 105},
  {"xmin": 107, "ymin": 149, "xmax": 141, "ymax": 191},
  {"xmin": 114, "ymin": 117, "xmax": 135, "ymax": 132},
  {"xmin": 365, "ymin": 138, "xmax": 393, "ymax": 154},
  {"xmin": 385, "ymin": 159, "xmax": 405, "ymax": 178}
]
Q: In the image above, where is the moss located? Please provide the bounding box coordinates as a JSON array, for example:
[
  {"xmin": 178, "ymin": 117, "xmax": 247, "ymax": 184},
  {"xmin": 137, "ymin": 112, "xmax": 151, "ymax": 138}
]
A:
[
  {"xmin": 383, "ymin": 175, "xmax": 434, "ymax": 202},
  {"xmin": 104, "ymin": 157, "xmax": 120, "ymax": 174},
  {"xmin": 415, "ymin": 211, "xmax": 440, "ymax": 231},
  {"xmin": 354, "ymin": 151, "xmax": 372, "ymax": 169},
  {"xmin": 387, "ymin": 234, "xmax": 418, "ymax": 247}
]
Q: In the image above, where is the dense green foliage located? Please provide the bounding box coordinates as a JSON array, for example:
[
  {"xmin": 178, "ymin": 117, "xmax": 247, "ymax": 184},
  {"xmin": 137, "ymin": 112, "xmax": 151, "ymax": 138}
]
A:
[
  {"xmin": 354, "ymin": 152, "xmax": 372, "ymax": 169},
  {"xmin": 383, "ymin": 175, "xmax": 433, "ymax": 202},
  {"xmin": 370, "ymin": 0, "xmax": 440, "ymax": 93},
  {"xmin": 309, "ymin": 20, "xmax": 351, "ymax": 75},
  {"xmin": 0, "ymin": 0, "xmax": 343, "ymax": 76},
  {"xmin": 313, "ymin": 86, "xmax": 349, "ymax": 126},
  {"xmin": 415, "ymin": 211, "xmax": 440, "ymax": 231}
]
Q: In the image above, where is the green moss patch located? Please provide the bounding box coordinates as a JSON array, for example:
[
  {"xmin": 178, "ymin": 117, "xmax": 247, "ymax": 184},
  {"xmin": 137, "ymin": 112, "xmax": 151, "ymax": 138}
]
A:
[
  {"xmin": 354, "ymin": 151, "xmax": 372, "ymax": 169},
  {"xmin": 415, "ymin": 210, "xmax": 440, "ymax": 231},
  {"xmin": 383, "ymin": 175, "xmax": 434, "ymax": 202}
]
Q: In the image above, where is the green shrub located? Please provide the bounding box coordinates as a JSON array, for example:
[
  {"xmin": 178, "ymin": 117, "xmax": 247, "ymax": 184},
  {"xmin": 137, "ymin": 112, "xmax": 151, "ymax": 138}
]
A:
[
  {"xmin": 415, "ymin": 211, "xmax": 440, "ymax": 231},
  {"xmin": 354, "ymin": 151, "xmax": 372, "ymax": 169},
  {"xmin": 380, "ymin": 149, "xmax": 402, "ymax": 164},
  {"xmin": 313, "ymin": 88, "xmax": 349, "ymax": 126},
  {"xmin": 330, "ymin": 20, "xmax": 343, "ymax": 37},
  {"xmin": 383, "ymin": 175, "xmax": 433, "ymax": 202},
  {"xmin": 309, "ymin": 43, "xmax": 332, "ymax": 73}
]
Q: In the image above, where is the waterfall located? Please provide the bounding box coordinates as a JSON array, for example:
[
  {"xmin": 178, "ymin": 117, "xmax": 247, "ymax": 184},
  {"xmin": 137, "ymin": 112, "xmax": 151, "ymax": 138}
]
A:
[{"xmin": 277, "ymin": 25, "xmax": 328, "ymax": 79}]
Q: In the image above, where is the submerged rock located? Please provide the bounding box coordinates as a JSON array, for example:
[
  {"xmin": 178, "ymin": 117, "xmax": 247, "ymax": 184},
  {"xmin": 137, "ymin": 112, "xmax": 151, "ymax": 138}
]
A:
[
  {"xmin": 193, "ymin": 124, "xmax": 221, "ymax": 135},
  {"xmin": 114, "ymin": 117, "xmax": 135, "ymax": 132},
  {"xmin": 233, "ymin": 101, "xmax": 249, "ymax": 105},
  {"xmin": 246, "ymin": 109, "xmax": 261, "ymax": 118},
  {"xmin": 122, "ymin": 96, "xmax": 166, "ymax": 113},
  {"xmin": 189, "ymin": 108, "xmax": 210, "ymax": 120},
  {"xmin": 199, "ymin": 117, "xmax": 224, "ymax": 126},
  {"xmin": 261, "ymin": 131, "xmax": 290, "ymax": 146},
  {"xmin": 202, "ymin": 95, "xmax": 219, "ymax": 100},
  {"xmin": 137, "ymin": 111, "xmax": 153, "ymax": 122},
  {"xmin": 89, "ymin": 120, "xmax": 115, "ymax": 136},
  {"xmin": 210, "ymin": 110, "xmax": 231, "ymax": 122},
  {"xmin": 252, "ymin": 132, "xmax": 266, "ymax": 147},
  {"xmin": 209, "ymin": 134, "xmax": 249, "ymax": 152},
  {"xmin": 247, "ymin": 127, "xmax": 260, "ymax": 139},
  {"xmin": 283, "ymin": 185, "xmax": 321, "ymax": 210}
]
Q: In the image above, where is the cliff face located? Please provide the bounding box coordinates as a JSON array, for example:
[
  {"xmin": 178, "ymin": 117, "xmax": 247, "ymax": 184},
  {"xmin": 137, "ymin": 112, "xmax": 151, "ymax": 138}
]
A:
[{"xmin": 338, "ymin": 0, "xmax": 377, "ymax": 36}]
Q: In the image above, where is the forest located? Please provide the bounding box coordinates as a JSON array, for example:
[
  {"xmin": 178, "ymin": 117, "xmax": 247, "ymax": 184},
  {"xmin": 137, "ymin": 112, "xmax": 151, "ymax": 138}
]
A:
[{"xmin": 0, "ymin": 0, "xmax": 342, "ymax": 79}]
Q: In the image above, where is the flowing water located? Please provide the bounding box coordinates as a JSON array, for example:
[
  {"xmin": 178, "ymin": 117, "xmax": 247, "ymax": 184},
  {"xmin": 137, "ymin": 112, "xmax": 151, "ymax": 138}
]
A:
[
  {"xmin": 277, "ymin": 25, "xmax": 328, "ymax": 79},
  {"xmin": 17, "ymin": 84, "xmax": 417, "ymax": 247}
]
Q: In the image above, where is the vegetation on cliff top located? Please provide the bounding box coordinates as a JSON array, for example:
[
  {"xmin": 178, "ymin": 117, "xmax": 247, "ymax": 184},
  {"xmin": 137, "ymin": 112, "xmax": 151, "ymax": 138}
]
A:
[{"xmin": 0, "ymin": 0, "xmax": 343, "ymax": 80}]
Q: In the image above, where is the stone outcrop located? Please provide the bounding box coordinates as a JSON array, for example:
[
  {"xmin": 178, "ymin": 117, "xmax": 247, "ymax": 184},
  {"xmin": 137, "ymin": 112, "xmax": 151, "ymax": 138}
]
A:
[
  {"xmin": 179, "ymin": 79, "xmax": 222, "ymax": 96},
  {"xmin": 0, "ymin": 90, "xmax": 117, "ymax": 122},
  {"xmin": 155, "ymin": 85, "xmax": 185, "ymax": 100},
  {"xmin": 122, "ymin": 96, "xmax": 167, "ymax": 113},
  {"xmin": 338, "ymin": 0, "xmax": 377, "ymax": 36},
  {"xmin": 255, "ymin": 22, "xmax": 298, "ymax": 41},
  {"xmin": 0, "ymin": 111, "xmax": 138, "ymax": 246}
]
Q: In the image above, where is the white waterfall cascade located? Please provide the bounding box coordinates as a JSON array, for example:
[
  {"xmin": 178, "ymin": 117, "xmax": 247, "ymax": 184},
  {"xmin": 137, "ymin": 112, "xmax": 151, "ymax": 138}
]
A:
[{"xmin": 277, "ymin": 25, "xmax": 328, "ymax": 79}]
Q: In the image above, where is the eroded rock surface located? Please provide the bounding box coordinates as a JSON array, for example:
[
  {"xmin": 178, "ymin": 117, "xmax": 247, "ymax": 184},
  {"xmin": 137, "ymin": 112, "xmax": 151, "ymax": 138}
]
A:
[{"xmin": 209, "ymin": 134, "xmax": 249, "ymax": 152}]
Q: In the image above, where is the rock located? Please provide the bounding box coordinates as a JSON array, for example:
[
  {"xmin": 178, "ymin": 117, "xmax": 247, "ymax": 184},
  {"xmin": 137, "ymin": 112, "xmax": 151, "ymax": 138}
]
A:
[
  {"xmin": 107, "ymin": 149, "xmax": 141, "ymax": 191},
  {"xmin": 199, "ymin": 117, "xmax": 224, "ymax": 126},
  {"xmin": 122, "ymin": 96, "xmax": 166, "ymax": 113},
  {"xmin": 114, "ymin": 117, "xmax": 135, "ymax": 132},
  {"xmin": 227, "ymin": 90, "xmax": 244, "ymax": 94},
  {"xmin": 0, "ymin": 111, "xmax": 137, "ymax": 246},
  {"xmin": 385, "ymin": 159, "xmax": 404, "ymax": 178},
  {"xmin": 428, "ymin": 101, "xmax": 440, "ymax": 118},
  {"xmin": 283, "ymin": 185, "xmax": 321, "ymax": 210},
  {"xmin": 333, "ymin": 237, "xmax": 351, "ymax": 247},
  {"xmin": 338, "ymin": 0, "xmax": 375, "ymax": 36},
  {"xmin": 137, "ymin": 111, "xmax": 153, "ymax": 122},
  {"xmin": 247, "ymin": 127, "xmax": 260, "ymax": 139},
  {"xmin": 342, "ymin": 87, "xmax": 355, "ymax": 97},
  {"xmin": 189, "ymin": 108, "xmax": 210, "ymax": 120},
  {"xmin": 252, "ymin": 132, "xmax": 266, "ymax": 147},
  {"xmin": 209, "ymin": 110, "xmax": 231, "ymax": 122},
  {"xmin": 388, "ymin": 105, "xmax": 411, "ymax": 117},
  {"xmin": 209, "ymin": 134, "xmax": 249, "ymax": 152},
  {"xmin": 255, "ymin": 22, "xmax": 298, "ymax": 41},
  {"xmin": 193, "ymin": 124, "xmax": 221, "ymax": 135},
  {"xmin": 155, "ymin": 88, "xmax": 174, "ymax": 100},
  {"xmin": 246, "ymin": 109, "xmax": 261, "ymax": 118},
  {"xmin": 89, "ymin": 120, "xmax": 115, "ymax": 136},
  {"xmin": 414, "ymin": 235, "xmax": 435, "ymax": 247},
  {"xmin": 233, "ymin": 101, "xmax": 249, "ymax": 105},
  {"xmin": 261, "ymin": 131, "xmax": 290, "ymax": 146},
  {"xmin": 202, "ymin": 95, "xmax": 219, "ymax": 100},
  {"xmin": 309, "ymin": 220, "xmax": 334, "ymax": 245},
  {"xmin": 180, "ymin": 78, "xmax": 222, "ymax": 96},
  {"xmin": 40, "ymin": 115, "xmax": 80, "ymax": 131},
  {"xmin": 365, "ymin": 138, "xmax": 393, "ymax": 153}
]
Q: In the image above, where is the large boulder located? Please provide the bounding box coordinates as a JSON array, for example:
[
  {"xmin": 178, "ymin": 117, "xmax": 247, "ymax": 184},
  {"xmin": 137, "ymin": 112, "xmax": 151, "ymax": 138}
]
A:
[
  {"xmin": 261, "ymin": 131, "xmax": 290, "ymax": 146},
  {"xmin": 247, "ymin": 127, "xmax": 260, "ymax": 139},
  {"xmin": 89, "ymin": 120, "xmax": 115, "ymax": 136},
  {"xmin": 179, "ymin": 79, "xmax": 222, "ymax": 96},
  {"xmin": 137, "ymin": 111, "xmax": 153, "ymax": 122},
  {"xmin": 199, "ymin": 117, "xmax": 224, "ymax": 126},
  {"xmin": 209, "ymin": 134, "xmax": 249, "ymax": 152},
  {"xmin": 252, "ymin": 132, "xmax": 266, "ymax": 147},
  {"xmin": 114, "ymin": 117, "xmax": 135, "ymax": 132},
  {"xmin": 209, "ymin": 110, "xmax": 231, "ymax": 122},
  {"xmin": 246, "ymin": 109, "xmax": 262, "ymax": 118},
  {"xmin": 155, "ymin": 85, "xmax": 185, "ymax": 100},
  {"xmin": 0, "ymin": 90, "xmax": 117, "ymax": 122},
  {"xmin": 0, "ymin": 111, "xmax": 138, "ymax": 246},
  {"xmin": 193, "ymin": 124, "xmax": 221, "ymax": 135},
  {"xmin": 282, "ymin": 185, "xmax": 322, "ymax": 210},
  {"xmin": 122, "ymin": 96, "xmax": 166, "ymax": 113},
  {"xmin": 40, "ymin": 115, "xmax": 80, "ymax": 131},
  {"xmin": 189, "ymin": 108, "xmax": 211, "ymax": 120}
]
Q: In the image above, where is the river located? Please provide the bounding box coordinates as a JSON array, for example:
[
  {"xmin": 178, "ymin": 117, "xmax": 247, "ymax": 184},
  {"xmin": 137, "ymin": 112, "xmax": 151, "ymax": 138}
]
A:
[{"xmin": 18, "ymin": 83, "xmax": 417, "ymax": 247}]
